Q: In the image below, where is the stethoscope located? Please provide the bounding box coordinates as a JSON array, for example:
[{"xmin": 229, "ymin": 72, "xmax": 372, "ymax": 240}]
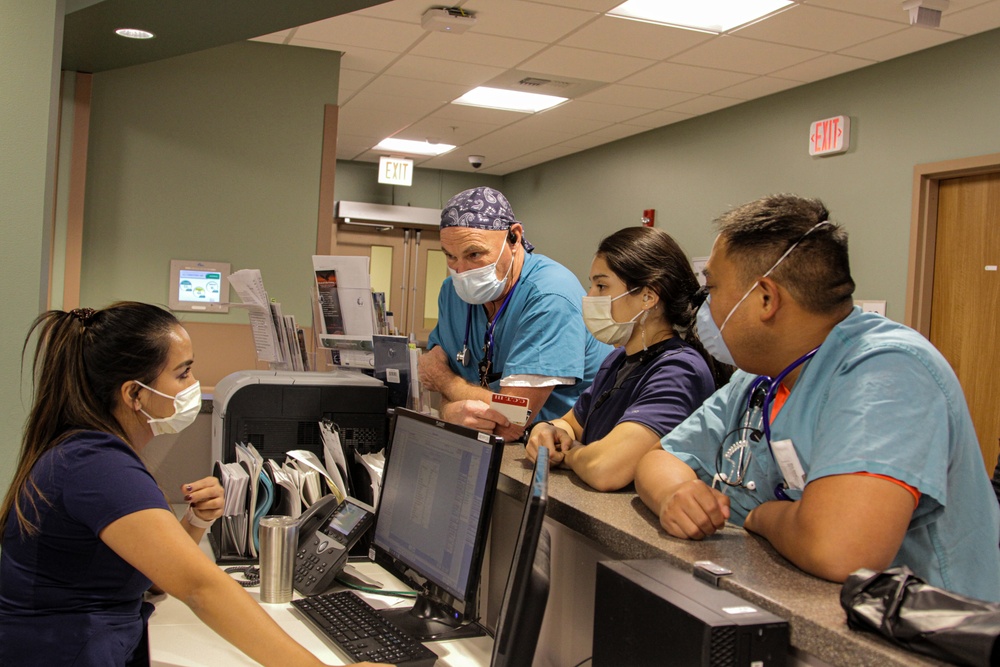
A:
[{"xmin": 714, "ymin": 345, "xmax": 821, "ymax": 500}]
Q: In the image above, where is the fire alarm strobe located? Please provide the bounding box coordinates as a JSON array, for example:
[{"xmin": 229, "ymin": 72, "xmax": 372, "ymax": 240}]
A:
[{"xmin": 421, "ymin": 7, "xmax": 477, "ymax": 34}]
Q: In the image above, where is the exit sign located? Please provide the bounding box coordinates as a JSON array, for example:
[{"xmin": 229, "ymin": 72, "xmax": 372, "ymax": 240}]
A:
[
  {"xmin": 378, "ymin": 156, "xmax": 413, "ymax": 186},
  {"xmin": 809, "ymin": 116, "xmax": 850, "ymax": 156}
]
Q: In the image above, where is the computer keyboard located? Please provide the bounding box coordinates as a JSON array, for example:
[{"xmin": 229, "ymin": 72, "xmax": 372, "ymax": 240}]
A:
[{"xmin": 291, "ymin": 591, "xmax": 439, "ymax": 666}]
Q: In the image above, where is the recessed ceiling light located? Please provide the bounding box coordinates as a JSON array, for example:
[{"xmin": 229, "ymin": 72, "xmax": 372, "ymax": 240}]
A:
[
  {"xmin": 452, "ymin": 87, "xmax": 567, "ymax": 113},
  {"xmin": 608, "ymin": 0, "xmax": 794, "ymax": 34},
  {"xmin": 115, "ymin": 28, "xmax": 156, "ymax": 39},
  {"xmin": 374, "ymin": 138, "xmax": 456, "ymax": 156}
]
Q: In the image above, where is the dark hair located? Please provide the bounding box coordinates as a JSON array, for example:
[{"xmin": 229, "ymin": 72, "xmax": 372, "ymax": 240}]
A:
[
  {"xmin": 715, "ymin": 194, "xmax": 855, "ymax": 313},
  {"xmin": 597, "ymin": 226, "xmax": 731, "ymax": 388},
  {"xmin": 0, "ymin": 302, "xmax": 180, "ymax": 540}
]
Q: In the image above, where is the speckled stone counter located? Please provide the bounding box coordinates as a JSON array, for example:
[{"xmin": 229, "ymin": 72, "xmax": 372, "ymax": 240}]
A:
[{"xmin": 497, "ymin": 445, "xmax": 942, "ymax": 667}]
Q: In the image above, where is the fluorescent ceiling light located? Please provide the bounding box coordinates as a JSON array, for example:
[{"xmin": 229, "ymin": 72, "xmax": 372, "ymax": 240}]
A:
[
  {"xmin": 608, "ymin": 0, "xmax": 794, "ymax": 34},
  {"xmin": 374, "ymin": 138, "xmax": 455, "ymax": 156},
  {"xmin": 115, "ymin": 28, "xmax": 155, "ymax": 39},
  {"xmin": 452, "ymin": 87, "xmax": 567, "ymax": 113}
]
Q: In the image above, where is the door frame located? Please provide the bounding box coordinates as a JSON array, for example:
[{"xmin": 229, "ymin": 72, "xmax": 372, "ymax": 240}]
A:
[{"xmin": 906, "ymin": 151, "xmax": 1000, "ymax": 335}]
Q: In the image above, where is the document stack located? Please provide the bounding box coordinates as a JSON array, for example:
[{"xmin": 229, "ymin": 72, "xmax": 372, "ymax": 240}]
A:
[{"xmin": 209, "ymin": 424, "xmax": 385, "ymax": 563}]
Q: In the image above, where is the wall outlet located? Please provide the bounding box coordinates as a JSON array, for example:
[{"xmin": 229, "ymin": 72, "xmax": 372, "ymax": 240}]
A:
[{"xmin": 856, "ymin": 300, "xmax": 887, "ymax": 316}]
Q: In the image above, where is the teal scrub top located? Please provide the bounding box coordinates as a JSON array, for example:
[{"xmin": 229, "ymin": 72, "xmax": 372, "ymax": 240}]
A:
[
  {"xmin": 428, "ymin": 251, "xmax": 611, "ymax": 421},
  {"xmin": 661, "ymin": 308, "xmax": 1000, "ymax": 602}
]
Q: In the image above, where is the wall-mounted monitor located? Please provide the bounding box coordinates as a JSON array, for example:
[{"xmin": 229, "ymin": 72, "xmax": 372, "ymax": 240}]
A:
[{"xmin": 169, "ymin": 259, "xmax": 230, "ymax": 313}]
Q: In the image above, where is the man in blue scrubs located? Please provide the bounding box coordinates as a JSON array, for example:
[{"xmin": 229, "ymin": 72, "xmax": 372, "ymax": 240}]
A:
[
  {"xmin": 635, "ymin": 194, "xmax": 1000, "ymax": 602},
  {"xmin": 419, "ymin": 186, "xmax": 611, "ymax": 442}
]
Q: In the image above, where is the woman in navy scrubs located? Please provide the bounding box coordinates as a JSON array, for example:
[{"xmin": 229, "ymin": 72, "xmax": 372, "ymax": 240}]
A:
[
  {"xmin": 526, "ymin": 227, "xmax": 728, "ymax": 491},
  {"xmin": 0, "ymin": 302, "xmax": 374, "ymax": 667}
]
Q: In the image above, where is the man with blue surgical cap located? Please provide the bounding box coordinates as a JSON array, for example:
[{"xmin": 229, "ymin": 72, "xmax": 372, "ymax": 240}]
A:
[{"xmin": 419, "ymin": 186, "xmax": 611, "ymax": 442}]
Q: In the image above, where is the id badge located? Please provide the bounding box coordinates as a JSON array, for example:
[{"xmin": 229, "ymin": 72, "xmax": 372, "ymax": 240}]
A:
[{"xmin": 770, "ymin": 439, "xmax": 807, "ymax": 491}]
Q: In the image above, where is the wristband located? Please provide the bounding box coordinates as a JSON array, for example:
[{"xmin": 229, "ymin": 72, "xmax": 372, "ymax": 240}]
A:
[
  {"xmin": 523, "ymin": 420, "xmax": 554, "ymax": 443},
  {"xmin": 184, "ymin": 506, "xmax": 216, "ymax": 529}
]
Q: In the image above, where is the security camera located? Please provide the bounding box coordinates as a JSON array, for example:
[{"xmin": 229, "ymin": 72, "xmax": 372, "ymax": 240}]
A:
[{"xmin": 468, "ymin": 155, "xmax": 485, "ymax": 169}]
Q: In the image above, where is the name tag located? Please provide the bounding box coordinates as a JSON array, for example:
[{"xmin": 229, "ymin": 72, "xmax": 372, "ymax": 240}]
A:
[{"xmin": 770, "ymin": 439, "xmax": 807, "ymax": 491}]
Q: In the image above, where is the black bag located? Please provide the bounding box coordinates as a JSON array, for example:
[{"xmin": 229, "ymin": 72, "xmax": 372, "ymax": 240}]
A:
[{"xmin": 841, "ymin": 566, "xmax": 1000, "ymax": 666}]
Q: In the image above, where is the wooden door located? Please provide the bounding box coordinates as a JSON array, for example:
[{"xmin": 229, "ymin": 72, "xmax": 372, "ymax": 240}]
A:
[
  {"xmin": 330, "ymin": 223, "xmax": 445, "ymax": 344},
  {"xmin": 929, "ymin": 172, "xmax": 1000, "ymax": 472}
]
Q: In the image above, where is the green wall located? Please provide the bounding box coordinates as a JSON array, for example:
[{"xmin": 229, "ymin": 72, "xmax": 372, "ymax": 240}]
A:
[
  {"xmin": 83, "ymin": 41, "xmax": 342, "ymax": 325},
  {"xmin": 503, "ymin": 28, "xmax": 1000, "ymax": 321},
  {"xmin": 0, "ymin": 0, "xmax": 63, "ymax": 499}
]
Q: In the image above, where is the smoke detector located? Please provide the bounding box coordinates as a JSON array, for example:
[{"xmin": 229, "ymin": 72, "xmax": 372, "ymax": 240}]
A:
[
  {"xmin": 902, "ymin": 0, "xmax": 949, "ymax": 28},
  {"xmin": 421, "ymin": 7, "xmax": 477, "ymax": 34}
]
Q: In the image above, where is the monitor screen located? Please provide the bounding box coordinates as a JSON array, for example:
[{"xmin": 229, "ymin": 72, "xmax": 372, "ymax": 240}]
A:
[
  {"xmin": 168, "ymin": 259, "xmax": 230, "ymax": 313},
  {"xmin": 491, "ymin": 446, "xmax": 551, "ymax": 667},
  {"xmin": 372, "ymin": 408, "xmax": 503, "ymax": 640}
]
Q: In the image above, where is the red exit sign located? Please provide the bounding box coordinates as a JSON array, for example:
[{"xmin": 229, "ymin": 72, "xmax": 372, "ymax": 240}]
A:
[{"xmin": 809, "ymin": 115, "xmax": 850, "ymax": 156}]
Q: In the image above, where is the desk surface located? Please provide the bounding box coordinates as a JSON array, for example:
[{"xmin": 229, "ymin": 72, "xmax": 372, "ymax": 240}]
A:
[
  {"xmin": 496, "ymin": 445, "xmax": 942, "ymax": 667},
  {"xmin": 148, "ymin": 545, "xmax": 492, "ymax": 666}
]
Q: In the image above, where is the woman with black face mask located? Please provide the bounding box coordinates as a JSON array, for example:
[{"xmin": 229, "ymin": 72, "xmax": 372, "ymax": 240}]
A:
[
  {"xmin": 0, "ymin": 302, "xmax": 377, "ymax": 667},
  {"xmin": 525, "ymin": 227, "xmax": 730, "ymax": 492}
]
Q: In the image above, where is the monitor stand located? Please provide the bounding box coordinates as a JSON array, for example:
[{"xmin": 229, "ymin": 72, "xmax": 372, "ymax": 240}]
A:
[{"xmin": 379, "ymin": 591, "xmax": 486, "ymax": 642}]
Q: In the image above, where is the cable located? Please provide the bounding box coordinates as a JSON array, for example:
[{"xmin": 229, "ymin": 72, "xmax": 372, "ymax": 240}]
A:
[
  {"xmin": 224, "ymin": 565, "xmax": 260, "ymax": 588},
  {"xmin": 570, "ymin": 657, "xmax": 593, "ymax": 667},
  {"xmin": 334, "ymin": 576, "xmax": 418, "ymax": 598}
]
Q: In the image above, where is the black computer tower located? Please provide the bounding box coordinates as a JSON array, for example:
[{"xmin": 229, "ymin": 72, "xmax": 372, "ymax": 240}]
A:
[{"xmin": 594, "ymin": 559, "xmax": 789, "ymax": 667}]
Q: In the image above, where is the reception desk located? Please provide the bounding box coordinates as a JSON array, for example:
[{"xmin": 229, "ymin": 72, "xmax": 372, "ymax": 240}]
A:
[{"xmin": 493, "ymin": 445, "xmax": 941, "ymax": 667}]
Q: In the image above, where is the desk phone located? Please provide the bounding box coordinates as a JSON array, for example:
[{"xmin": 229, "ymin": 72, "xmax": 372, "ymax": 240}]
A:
[{"xmin": 293, "ymin": 495, "xmax": 375, "ymax": 596}]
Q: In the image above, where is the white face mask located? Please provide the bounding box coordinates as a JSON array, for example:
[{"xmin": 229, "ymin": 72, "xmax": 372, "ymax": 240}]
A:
[
  {"xmin": 449, "ymin": 239, "xmax": 513, "ymax": 305},
  {"xmin": 582, "ymin": 288, "xmax": 642, "ymax": 346},
  {"xmin": 136, "ymin": 380, "xmax": 201, "ymax": 436}
]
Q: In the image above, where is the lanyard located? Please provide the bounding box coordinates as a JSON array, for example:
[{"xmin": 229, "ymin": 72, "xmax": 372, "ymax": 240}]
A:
[
  {"xmin": 759, "ymin": 345, "xmax": 820, "ymax": 445},
  {"xmin": 456, "ymin": 281, "xmax": 518, "ymax": 369}
]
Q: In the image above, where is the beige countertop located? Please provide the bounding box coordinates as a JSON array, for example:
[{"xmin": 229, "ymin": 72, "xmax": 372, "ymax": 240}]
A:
[{"xmin": 497, "ymin": 445, "xmax": 942, "ymax": 667}]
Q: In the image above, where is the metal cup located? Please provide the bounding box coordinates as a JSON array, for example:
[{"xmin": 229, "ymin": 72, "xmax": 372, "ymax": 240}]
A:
[{"xmin": 258, "ymin": 515, "xmax": 298, "ymax": 604}]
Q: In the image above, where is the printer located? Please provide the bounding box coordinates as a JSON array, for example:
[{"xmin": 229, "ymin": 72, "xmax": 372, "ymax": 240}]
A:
[{"xmin": 212, "ymin": 370, "xmax": 388, "ymax": 465}]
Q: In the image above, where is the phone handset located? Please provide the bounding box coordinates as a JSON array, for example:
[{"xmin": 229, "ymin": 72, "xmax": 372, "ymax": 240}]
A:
[{"xmin": 292, "ymin": 495, "xmax": 375, "ymax": 597}]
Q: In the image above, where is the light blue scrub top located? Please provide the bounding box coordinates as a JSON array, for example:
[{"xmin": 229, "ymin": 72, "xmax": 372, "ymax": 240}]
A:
[
  {"xmin": 661, "ymin": 308, "xmax": 1000, "ymax": 602},
  {"xmin": 428, "ymin": 251, "xmax": 612, "ymax": 422}
]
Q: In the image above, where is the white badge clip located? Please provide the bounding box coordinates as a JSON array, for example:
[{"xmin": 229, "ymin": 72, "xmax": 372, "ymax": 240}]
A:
[{"xmin": 770, "ymin": 439, "xmax": 806, "ymax": 491}]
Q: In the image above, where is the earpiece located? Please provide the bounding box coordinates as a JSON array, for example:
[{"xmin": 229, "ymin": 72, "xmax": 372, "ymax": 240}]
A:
[{"xmin": 506, "ymin": 230, "xmax": 517, "ymax": 245}]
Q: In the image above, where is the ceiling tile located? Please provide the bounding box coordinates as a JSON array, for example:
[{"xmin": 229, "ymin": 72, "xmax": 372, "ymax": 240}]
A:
[
  {"xmin": 458, "ymin": 0, "xmax": 598, "ymax": 42},
  {"xmin": 621, "ymin": 62, "xmax": 755, "ymax": 94},
  {"xmin": 579, "ymin": 83, "xmax": 698, "ymax": 109},
  {"xmin": 399, "ymin": 115, "xmax": 503, "ymax": 145},
  {"xmin": 561, "ymin": 123, "xmax": 651, "ymax": 148},
  {"xmin": 542, "ymin": 98, "xmax": 650, "ymax": 123},
  {"xmin": 520, "ymin": 0, "xmax": 621, "ymax": 11},
  {"xmin": 251, "ymin": 30, "xmax": 292, "ymax": 45},
  {"xmin": 941, "ymin": 1, "xmax": 1000, "ymax": 34},
  {"xmin": 667, "ymin": 94, "xmax": 744, "ymax": 115},
  {"xmin": 383, "ymin": 55, "xmax": 506, "ymax": 86},
  {"xmin": 426, "ymin": 103, "xmax": 531, "ymax": 128},
  {"xmin": 839, "ymin": 27, "xmax": 964, "ymax": 61},
  {"xmin": 354, "ymin": 0, "xmax": 449, "ymax": 21},
  {"xmin": 362, "ymin": 75, "xmax": 470, "ymax": 103},
  {"xmin": 293, "ymin": 14, "xmax": 427, "ymax": 51},
  {"xmin": 337, "ymin": 106, "xmax": 417, "ymax": 145},
  {"xmin": 290, "ymin": 40, "xmax": 397, "ymax": 73},
  {"xmin": 558, "ymin": 16, "xmax": 713, "ymax": 60},
  {"xmin": 511, "ymin": 108, "xmax": 610, "ymax": 136},
  {"xmin": 410, "ymin": 31, "xmax": 549, "ymax": 67},
  {"xmin": 802, "ymin": 0, "xmax": 992, "ymax": 24},
  {"xmin": 771, "ymin": 53, "xmax": 876, "ymax": 82},
  {"xmin": 621, "ymin": 109, "xmax": 694, "ymax": 129},
  {"xmin": 520, "ymin": 45, "xmax": 656, "ymax": 82},
  {"xmin": 670, "ymin": 35, "xmax": 824, "ymax": 75},
  {"xmin": 715, "ymin": 75, "xmax": 803, "ymax": 100},
  {"xmin": 735, "ymin": 5, "xmax": 903, "ymax": 51}
]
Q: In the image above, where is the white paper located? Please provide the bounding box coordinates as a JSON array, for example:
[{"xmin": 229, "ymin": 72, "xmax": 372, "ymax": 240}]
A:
[
  {"xmin": 228, "ymin": 269, "xmax": 281, "ymax": 362},
  {"xmin": 287, "ymin": 449, "xmax": 343, "ymax": 503},
  {"xmin": 355, "ymin": 450, "xmax": 385, "ymax": 510},
  {"xmin": 319, "ymin": 421, "xmax": 350, "ymax": 500}
]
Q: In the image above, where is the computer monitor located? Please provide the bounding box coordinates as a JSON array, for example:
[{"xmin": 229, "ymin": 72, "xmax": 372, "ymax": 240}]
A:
[
  {"xmin": 491, "ymin": 446, "xmax": 551, "ymax": 667},
  {"xmin": 372, "ymin": 408, "xmax": 504, "ymax": 641}
]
